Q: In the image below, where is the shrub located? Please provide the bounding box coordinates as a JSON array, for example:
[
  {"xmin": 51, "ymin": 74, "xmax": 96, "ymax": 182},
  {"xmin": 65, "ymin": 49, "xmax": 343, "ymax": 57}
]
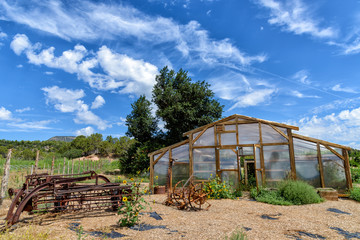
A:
[
  {"xmin": 349, "ymin": 187, "xmax": 360, "ymax": 202},
  {"xmin": 277, "ymin": 180, "xmax": 323, "ymax": 205},
  {"xmin": 251, "ymin": 180, "xmax": 323, "ymax": 205},
  {"xmin": 225, "ymin": 228, "xmax": 248, "ymax": 240},
  {"xmin": 351, "ymin": 168, "xmax": 360, "ymax": 183},
  {"xmin": 204, "ymin": 176, "xmax": 242, "ymax": 199}
]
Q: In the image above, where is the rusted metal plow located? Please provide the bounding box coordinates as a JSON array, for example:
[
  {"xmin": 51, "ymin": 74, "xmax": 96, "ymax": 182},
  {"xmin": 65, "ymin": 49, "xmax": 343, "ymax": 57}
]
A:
[
  {"xmin": 5, "ymin": 171, "xmax": 131, "ymax": 227},
  {"xmin": 165, "ymin": 180, "xmax": 211, "ymax": 210}
]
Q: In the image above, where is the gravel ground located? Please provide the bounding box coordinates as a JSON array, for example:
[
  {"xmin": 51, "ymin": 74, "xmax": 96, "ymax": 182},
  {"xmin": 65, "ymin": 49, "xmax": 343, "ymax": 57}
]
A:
[{"xmin": 1, "ymin": 193, "xmax": 360, "ymax": 240}]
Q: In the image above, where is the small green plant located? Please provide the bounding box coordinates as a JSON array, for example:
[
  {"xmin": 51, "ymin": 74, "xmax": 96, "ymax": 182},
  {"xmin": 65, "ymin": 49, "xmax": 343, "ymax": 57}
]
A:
[
  {"xmin": 251, "ymin": 180, "xmax": 323, "ymax": 205},
  {"xmin": 203, "ymin": 176, "xmax": 242, "ymax": 199},
  {"xmin": 224, "ymin": 228, "xmax": 248, "ymax": 240},
  {"xmin": 349, "ymin": 187, "xmax": 360, "ymax": 202},
  {"xmin": 118, "ymin": 180, "xmax": 150, "ymax": 227},
  {"xmin": 351, "ymin": 168, "xmax": 360, "ymax": 183},
  {"xmin": 76, "ymin": 225, "xmax": 87, "ymax": 240}
]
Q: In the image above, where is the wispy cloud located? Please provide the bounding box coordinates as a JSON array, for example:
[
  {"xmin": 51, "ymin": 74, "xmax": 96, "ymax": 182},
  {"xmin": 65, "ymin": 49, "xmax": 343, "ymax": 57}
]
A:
[
  {"xmin": 292, "ymin": 70, "xmax": 311, "ymax": 85},
  {"xmin": 331, "ymin": 84, "xmax": 358, "ymax": 93},
  {"xmin": 228, "ymin": 88, "xmax": 276, "ymax": 110},
  {"xmin": 2, "ymin": 0, "xmax": 265, "ymax": 69},
  {"xmin": 42, "ymin": 86, "xmax": 110, "ymax": 130},
  {"xmin": 290, "ymin": 90, "xmax": 320, "ymax": 99},
  {"xmin": 256, "ymin": 0, "xmax": 336, "ymax": 38},
  {"xmin": 8, "ymin": 120, "xmax": 53, "ymax": 130},
  {"xmin": 15, "ymin": 107, "xmax": 32, "ymax": 113},
  {"xmin": 328, "ymin": 38, "xmax": 360, "ymax": 55}
]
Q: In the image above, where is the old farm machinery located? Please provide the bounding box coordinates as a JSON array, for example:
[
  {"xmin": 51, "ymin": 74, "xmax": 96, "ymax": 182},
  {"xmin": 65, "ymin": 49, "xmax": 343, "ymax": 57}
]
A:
[{"xmin": 5, "ymin": 171, "xmax": 132, "ymax": 227}]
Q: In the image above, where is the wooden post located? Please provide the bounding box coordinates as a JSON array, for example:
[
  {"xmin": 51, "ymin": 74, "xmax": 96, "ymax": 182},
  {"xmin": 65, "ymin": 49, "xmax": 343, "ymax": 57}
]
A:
[
  {"xmin": 150, "ymin": 155, "xmax": 154, "ymax": 193},
  {"xmin": 67, "ymin": 161, "xmax": 70, "ymax": 174},
  {"xmin": 63, "ymin": 157, "xmax": 66, "ymax": 174},
  {"xmin": 51, "ymin": 156, "xmax": 55, "ymax": 175},
  {"xmin": 343, "ymin": 149, "xmax": 353, "ymax": 189},
  {"xmin": 31, "ymin": 165, "xmax": 34, "ymax": 175},
  {"xmin": 34, "ymin": 150, "xmax": 40, "ymax": 173},
  {"xmin": 317, "ymin": 143, "xmax": 325, "ymax": 188},
  {"xmin": 72, "ymin": 159, "xmax": 74, "ymax": 175},
  {"xmin": 287, "ymin": 129, "xmax": 296, "ymax": 180},
  {"xmin": 0, "ymin": 149, "xmax": 12, "ymax": 205},
  {"xmin": 189, "ymin": 133, "xmax": 194, "ymax": 184},
  {"xmin": 87, "ymin": 160, "xmax": 90, "ymax": 171}
]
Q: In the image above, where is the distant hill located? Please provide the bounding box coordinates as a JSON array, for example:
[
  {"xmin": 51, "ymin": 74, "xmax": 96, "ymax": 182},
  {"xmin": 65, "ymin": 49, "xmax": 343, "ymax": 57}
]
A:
[{"xmin": 48, "ymin": 136, "xmax": 76, "ymax": 142}]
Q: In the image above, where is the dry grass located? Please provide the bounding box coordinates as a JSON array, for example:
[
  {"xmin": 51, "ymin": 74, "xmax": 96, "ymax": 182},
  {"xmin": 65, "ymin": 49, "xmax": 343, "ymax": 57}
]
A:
[{"xmin": 1, "ymin": 192, "xmax": 360, "ymax": 239}]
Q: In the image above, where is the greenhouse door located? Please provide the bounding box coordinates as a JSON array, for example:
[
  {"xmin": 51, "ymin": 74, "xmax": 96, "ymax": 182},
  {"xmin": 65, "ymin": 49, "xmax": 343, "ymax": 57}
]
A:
[
  {"xmin": 218, "ymin": 149, "xmax": 241, "ymax": 188},
  {"xmin": 253, "ymin": 145, "xmax": 264, "ymax": 187}
]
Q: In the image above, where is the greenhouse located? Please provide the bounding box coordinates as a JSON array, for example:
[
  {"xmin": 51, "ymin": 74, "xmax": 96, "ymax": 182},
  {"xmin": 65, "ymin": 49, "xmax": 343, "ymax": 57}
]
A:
[{"xmin": 148, "ymin": 115, "xmax": 352, "ymax": 193}]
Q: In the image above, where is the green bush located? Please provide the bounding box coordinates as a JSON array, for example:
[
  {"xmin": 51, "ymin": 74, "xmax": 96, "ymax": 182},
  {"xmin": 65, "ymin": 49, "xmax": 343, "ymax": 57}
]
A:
[
  {"xmin": 351, "ymin": 168, "xmax": 360, "ymax": 183},
  {"xmin": 349, "ymin": 187, "xmax": 360, "ymax": 202},
  {"xmin": 277, "ymin": 180, "xmax": 323, "ymax": 205},
  {"xmin": 251, "ymin": 180, "xmax": 323, "ymax": 205}
]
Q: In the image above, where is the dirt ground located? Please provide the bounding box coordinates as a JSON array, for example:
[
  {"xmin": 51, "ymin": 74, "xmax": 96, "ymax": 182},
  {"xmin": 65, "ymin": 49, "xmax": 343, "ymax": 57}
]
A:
[{"xmin": 1, "ymin": 192, "xmax": 360, "ymax": 240}]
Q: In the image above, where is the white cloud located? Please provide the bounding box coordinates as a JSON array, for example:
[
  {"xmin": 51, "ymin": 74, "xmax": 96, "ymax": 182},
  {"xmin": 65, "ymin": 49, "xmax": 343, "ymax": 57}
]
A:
[
  {"xmin": 0, "ymin": 31, "xmax": 7, "ymax": 39},
  {"xmin": 42, "ymin": 86, "xmax": 110, "ymax": 130},
  {"xmin": 229, "ymin": 88, "xmax": 276, "ymax": 110},
  {"xmin": 328, "ymin": 38, "xmax": 360, "ymax": 55},
  {"xmin": 75, "ymin": 126, "xmax": 95, "ymax": 136},
  {"xmin": 10, "ymin": 34, "xmax": 31, "ymax": 55},
  {"xmin": 8, "ymin": 120, "xmax": 53, "ymax": 130},
  {"xmin": 256, "ymin": 0, "xmax": 336, "ymax": 38},
  {"xmin": 15, "ymin": 107, "xmax": 32, "ymax": 113},
  {"xmin": 331, "ymin": 84, "xmax": 358, "ymax": 94},
  {"xmin": 91, "ymin": 95, "xmax": 105, "ymax": 109},
  {"xmin": 44, "ymin": 71, "xmax": 54, "ymax": 75},
  {"xmin": 296, "ymin": 107, "xmax": 360, "ymax": 148},
  {"xmin": 290, "ymin": 90, "xmax": 320, "ymax": 98},
  {"xmin": 292, "ymin": 70, "xmax": 311, "ymax": 85},
  {"xmin": 16, "ymin": 64, "xmax": 23, "ymax": 68},
  {"xmin": 116, "ymin": 117, "xmax": 126, "ymax": 126},
  {"xmin": 3, "ymin": 1, "xmax": 265, "ymax": 69},
  {"xmin": 11, "ymin": 34, "xmax": 159, "ymax": 97},
  {"xmin": 0, "ymin": 106, "xmax": 12, "ymax": 120}
]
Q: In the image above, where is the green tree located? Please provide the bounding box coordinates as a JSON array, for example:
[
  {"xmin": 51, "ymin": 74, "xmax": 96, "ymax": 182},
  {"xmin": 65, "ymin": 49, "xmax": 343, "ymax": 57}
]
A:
[
  {"xmin": 153, "ymin": 66, "xmax": 223, "ymax": 144},
  {"xmin": 88, "ymin": 133, "xmax": 103, "ymax": 154},
  {"xmin": 126, "ymin": 95, "xmax": 158, "ymax": 143}
]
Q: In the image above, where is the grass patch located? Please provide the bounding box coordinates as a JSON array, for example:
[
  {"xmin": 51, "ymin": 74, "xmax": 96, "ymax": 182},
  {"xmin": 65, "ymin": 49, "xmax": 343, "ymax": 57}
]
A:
[
  {"xmin": 349, "ymin": 187, "xmax": 360, "ymax": 202},
  {"xmin": 224, "ymin": 228, "xmax": 248, "ymax": 240},
  {"xmin": 251, "ymin": 180, "xmax": 323, "ymax": 205}
]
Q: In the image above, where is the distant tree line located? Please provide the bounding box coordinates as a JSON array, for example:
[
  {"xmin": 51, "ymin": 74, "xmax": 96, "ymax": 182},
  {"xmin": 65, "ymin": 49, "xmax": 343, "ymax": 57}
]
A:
[{"xmin": 0, "ymin": 134, "xmax": 135, "ymax": 161}]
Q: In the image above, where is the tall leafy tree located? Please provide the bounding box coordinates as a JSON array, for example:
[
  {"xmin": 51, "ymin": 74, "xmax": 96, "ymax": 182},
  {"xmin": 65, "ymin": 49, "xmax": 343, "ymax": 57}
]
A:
[
  {"xmin": 153, "ymin": 66, "xmax": 224, "ymax": 144},
  {"xmin": 126, "ymin": 95, "xmax": 158, "ymax": 143}
]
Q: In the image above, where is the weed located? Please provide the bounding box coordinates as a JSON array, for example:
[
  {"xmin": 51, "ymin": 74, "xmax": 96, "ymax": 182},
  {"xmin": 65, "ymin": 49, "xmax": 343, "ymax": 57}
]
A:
[
  {"xmin": 225, "ymin": 228, "xmax": 248, "ymax": 240},
  {"xmin": 75, "ymin": 225, "xmax": 87, "ymax": 240},
  {"xmin": 349, "ymin": 187, "xmax": 360, "ymax": 202},
  {"xmin": 203, "ymin": 176, "xmax": 242, "ymax": 199},
  {"xmin": 0, "ymin": 225, "xmax": 49, "ymax": 240}
]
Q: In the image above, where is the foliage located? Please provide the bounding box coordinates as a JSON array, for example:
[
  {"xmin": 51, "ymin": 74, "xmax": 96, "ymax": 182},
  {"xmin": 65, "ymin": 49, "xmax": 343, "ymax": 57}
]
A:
[
  {"xmin": 0, "ymin": 225, "xmax": 49, "ymax": 240},
  {"xmin": 153, "ymin": 66, "xmax": 223, "ymax": 144},
  {"xmin": 62, "ymin": 149, "xmax": 83, "ymax": 159},
  {"xmin": 351, "ymin": 168, "xmax": 360, "ymax": 183},
  {"xmin": 277, "ymin": 180, "xmax": 323, "ymax": 205},
  {"xmin": 118, "ymin": 180, "xmax": 150, "ymax": 227},
  {"xmin": 224, "ymin": 228, "xmax": 248, "ymax": 240},
  {"xmin": 251, "ymin": 180, "xmax": 323, "ymax": 205},
  {"xmin": 126, "ymin": 95, "xmax": 159, "ymax": 143},
  {"xmin": 204, "ymin": 176, "xmax": 242, "ymax": 199},
  {"xmin": 349, "ymin": 187, "xmax": 360, "ymax": 202}
]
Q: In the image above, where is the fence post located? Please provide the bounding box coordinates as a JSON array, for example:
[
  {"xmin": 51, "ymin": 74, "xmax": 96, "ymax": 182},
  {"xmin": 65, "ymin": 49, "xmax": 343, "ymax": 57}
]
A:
[
  {"xmin": 63, "ymin": 157, "xmax": 66, "ymax": 174},
  {"xmin": 51, "ymin": 156, "xmax": 55, "ymax": 175},
  {"xmin": 67, "ymin": 161, "xmax": 70, "ymax": 174},
  {"xmin": 31, "ymin": 165, "xmax": 34, "ymax": 175},
  {"xmin": 0, "ymin": 149, "xmax": 12, "ymax": 205},
  {"xmin": 34, "ymin": 150, "xmax": 40, "ymax": 173},
  {"xmin": 83, "ymin": 160, "xmax": 85, "ymax": 173}
]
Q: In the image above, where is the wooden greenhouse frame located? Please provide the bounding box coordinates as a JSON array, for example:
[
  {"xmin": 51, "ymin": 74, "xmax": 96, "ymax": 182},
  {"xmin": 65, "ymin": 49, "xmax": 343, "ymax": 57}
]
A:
[{"xmin": 148, "ymin": 114, "xmax": 352, "ymax": 193}]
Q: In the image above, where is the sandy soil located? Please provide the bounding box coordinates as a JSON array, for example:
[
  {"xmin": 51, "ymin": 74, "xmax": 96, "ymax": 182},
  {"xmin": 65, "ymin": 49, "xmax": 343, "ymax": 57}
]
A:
[{"xmin": 1, "ymin": 193, "xmax": 360, "ymax": 240}]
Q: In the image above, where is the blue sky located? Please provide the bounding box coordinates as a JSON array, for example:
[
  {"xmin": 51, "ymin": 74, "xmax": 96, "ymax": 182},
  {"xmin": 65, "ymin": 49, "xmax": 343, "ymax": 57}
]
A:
[{"xmin": 0, "ymin": 0, "xmax": 360, "ymax": 149}]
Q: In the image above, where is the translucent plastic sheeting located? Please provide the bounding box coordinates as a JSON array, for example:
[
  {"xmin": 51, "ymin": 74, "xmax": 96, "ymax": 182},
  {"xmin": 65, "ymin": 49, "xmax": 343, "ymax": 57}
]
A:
[
  {"xmin": 153, "ymin": 151, "xmax": 169, "ymax": 186},
  {"xmin": 320, "ymin": 145, "xmax": 347, "ymax": 190},
  {"xmin": 171, "ymin": 144, "xmax": 190, "ymax": 186},
  {"xmin": 238, "ymin": 124, "xmax": 260, "ymax": 144},
  {"xmin": 255, "ymin": 146, "xmax": 262, "ymax": 186},
  {"xmin": 261, "ymin": 124, "xmax": 288, "ymax": 143},
  {"xmin": 263, "ymin": 145, "xmax": 291, "ymax": 187},
  {"xmin": 193, "ymin": 148, "xmax": 216, "ymax": 180},
  {"xmin": 224, "ymin": 124, "xmax": 236, "ymax": 131},
  {"xmin": 238, "ymin": 146, "xmax": 254, "ymax": 156},
  {"xmin": 293, "ymin": 138, "xmax": 321, "ymax": 187},
  {"xmin": 220, "ymin": 132, "xmax": 237, "ymax": 145},
  {"xmin": 219, "ymin": 149, "xmax": 237, "ymax": 169},
  {"xmin": 193, "ymin": 127, "xmax": 215, "ymax": 146},
  {"xmin": 221, "ymin": 171, "xmax": 239, "ymax": 188}
]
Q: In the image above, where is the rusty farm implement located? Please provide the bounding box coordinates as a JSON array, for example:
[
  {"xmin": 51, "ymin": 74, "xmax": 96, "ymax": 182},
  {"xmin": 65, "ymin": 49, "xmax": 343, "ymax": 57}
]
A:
[{"xmin": 5, "ymin": 171, "xmax": 132, "ymax": 227}]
